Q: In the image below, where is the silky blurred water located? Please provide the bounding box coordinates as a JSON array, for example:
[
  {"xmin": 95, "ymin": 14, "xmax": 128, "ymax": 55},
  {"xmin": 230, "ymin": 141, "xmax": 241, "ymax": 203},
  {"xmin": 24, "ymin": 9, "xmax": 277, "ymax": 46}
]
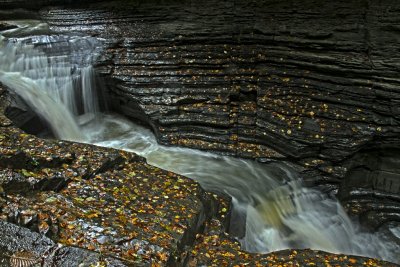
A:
[{"xmin": 0, "ymin": 21, "xmax": 102, "ymax": 141}]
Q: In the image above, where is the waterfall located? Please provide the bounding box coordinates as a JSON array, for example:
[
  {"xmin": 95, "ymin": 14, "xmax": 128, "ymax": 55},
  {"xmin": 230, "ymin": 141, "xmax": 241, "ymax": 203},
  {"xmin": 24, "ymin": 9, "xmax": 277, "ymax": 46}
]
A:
[
  {"xmin": 0, "ymin": 71, "xmax": 83, "ymax": 141},
  {"xmin": 1, "ymin": 22, "xmax": 399, "ymax": 264},
  {"xmin": 0, "ymin": 24, "xmax": 101, "ymax": 141}
]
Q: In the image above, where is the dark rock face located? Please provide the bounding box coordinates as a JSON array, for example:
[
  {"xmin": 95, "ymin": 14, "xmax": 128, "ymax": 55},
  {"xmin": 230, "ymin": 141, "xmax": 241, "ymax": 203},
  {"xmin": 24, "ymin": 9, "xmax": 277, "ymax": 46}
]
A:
[
  {"xmin": 2, "ymin": 0, "xmax": 400, "ymax": 265},
  {"xmin": 37, "ymin": 0, "xmax": 400, "ymax": 188},
  {"xmin": 4, "ymin": 91, "xmax": 50, "ymax": 137},
  {"xmin": 339, "ymin": 148, "xmax": 400, "ymax": 244}
]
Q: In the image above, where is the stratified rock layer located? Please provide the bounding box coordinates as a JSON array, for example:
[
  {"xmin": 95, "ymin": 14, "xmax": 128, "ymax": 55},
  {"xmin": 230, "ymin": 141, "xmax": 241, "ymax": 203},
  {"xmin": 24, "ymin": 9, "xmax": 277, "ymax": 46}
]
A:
[
  {"xmin": 34, "ymin": 0, "xmax": 400, "ymax": 232},
  {"xmin": 37, "ymin": 0, "xmax": 400, "ymax": 181},
  {"xmin": 1, "ymin": 0, "xmax": 400, "ymax": 265},
  {"xmin": 38, "ymin": 0, "xmax": 400, "ymax": 161}
]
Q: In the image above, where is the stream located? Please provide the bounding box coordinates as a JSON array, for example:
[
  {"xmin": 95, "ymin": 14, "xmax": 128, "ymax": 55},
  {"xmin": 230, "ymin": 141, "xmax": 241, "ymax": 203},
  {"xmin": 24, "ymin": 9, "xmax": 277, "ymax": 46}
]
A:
[{"xmin": 0, "ymin": 21, "xmax": 399, "ymax": 264}]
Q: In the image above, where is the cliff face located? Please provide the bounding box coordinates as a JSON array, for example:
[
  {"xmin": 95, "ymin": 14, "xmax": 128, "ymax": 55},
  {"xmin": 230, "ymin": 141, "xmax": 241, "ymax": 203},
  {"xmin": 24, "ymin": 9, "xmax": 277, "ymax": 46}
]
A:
[
  {"xmin": 38, "ymin": 0, "xmax": 400, "ymax": 161},
  {"xmin": 23, "ymin": 0, "xmax": 399, "ymax": 196},
  {"xmin": 1, "ymin": 0, "xmax": 400, "ymax": 265},
  {"xmin": 1, "ymin": 0, "xmax": 399, "ymax": 240}
]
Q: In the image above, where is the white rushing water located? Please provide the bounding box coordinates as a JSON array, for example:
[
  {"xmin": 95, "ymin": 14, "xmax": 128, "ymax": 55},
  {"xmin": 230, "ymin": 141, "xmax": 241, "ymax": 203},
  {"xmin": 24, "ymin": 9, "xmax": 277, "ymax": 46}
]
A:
[
  {"xmin": 0, "ymin": 20, "xmax": 101, "ymax": 141},
  {"xmin": 1, "ymin": 23, "xmax": 399, "ymax": 264}
]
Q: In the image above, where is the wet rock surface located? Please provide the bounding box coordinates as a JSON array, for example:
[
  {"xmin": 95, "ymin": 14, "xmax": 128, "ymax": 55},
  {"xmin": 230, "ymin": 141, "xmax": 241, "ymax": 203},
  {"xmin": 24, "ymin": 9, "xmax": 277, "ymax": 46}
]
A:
[
  {"xmin": 189, "ymin": 218, "xmax": 396, "ymax": 267},
  {"xmin": 1, "ymin": 83, "xmax": 399, "ymax": 265},
  {"xmin": 30, "ymin": 0, "xmax": 400, "ymax": 247},
  {"xmin": 30, "ymin": 0, "xmax": 400, "ymax": 192},
  {"xmin": 0, "ymin": 220, "xmax": 127, "ymax": 267},
  {"xmin": 338, "ymin": 148, "xmax": 400, "ymax": 250},
  {"xmin": 1, "ymin": 0, "xmax": 400, "ymax": 266}
]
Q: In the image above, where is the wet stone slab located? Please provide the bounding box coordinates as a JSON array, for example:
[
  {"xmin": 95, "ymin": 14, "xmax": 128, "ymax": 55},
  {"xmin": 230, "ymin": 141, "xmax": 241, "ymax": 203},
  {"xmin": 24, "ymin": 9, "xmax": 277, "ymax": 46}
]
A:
[
  {"xmin": 0, "ymin": 129, "xmax": 213, "ymax": 265},
  {"xmin": 0, "ymin": 220, "xmax": 128, "ymax": 267}
]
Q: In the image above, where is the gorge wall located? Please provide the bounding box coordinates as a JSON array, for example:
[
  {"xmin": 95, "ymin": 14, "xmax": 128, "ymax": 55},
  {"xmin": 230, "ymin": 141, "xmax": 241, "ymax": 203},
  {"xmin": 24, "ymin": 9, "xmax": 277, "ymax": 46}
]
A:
[
  {"xmin": 37, "ymin": 1, "xmax": 400, "ymax": 171},
  {"xmin": 24, "ymin": 0, "xmax": 400, "ymax": 200},
  {"xmin": 1, "ymin": 0, "xmax": 400, "ymax": 264}
]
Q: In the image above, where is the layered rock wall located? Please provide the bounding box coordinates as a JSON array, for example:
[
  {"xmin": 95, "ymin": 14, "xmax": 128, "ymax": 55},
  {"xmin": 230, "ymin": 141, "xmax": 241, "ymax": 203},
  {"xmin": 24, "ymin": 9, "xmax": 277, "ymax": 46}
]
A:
[
  {"xmin": 37, "ymin": 0, "xmax": 400, "ymax": 168},
  {"xmin": 1, "ymin": 0, "xmax": 400, "ymax": 265},
  {"xmin": 35, "ymin": 0, "xmax": 400, "ymax": 239},
  {"xmin": 2, "ymin": 0, "xmax": 400, "ymax": 225}
]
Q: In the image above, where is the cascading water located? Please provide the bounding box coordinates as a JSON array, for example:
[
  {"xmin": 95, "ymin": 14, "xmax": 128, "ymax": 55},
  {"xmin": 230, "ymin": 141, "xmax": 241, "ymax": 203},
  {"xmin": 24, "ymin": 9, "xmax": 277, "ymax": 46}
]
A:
[
  {"xmin": 1, "ymin": 21, "xmax": 399, "ymax": 264},
  {"xmin": 0, "ymin": 20, "xmax": 103, "ymax": 141}
]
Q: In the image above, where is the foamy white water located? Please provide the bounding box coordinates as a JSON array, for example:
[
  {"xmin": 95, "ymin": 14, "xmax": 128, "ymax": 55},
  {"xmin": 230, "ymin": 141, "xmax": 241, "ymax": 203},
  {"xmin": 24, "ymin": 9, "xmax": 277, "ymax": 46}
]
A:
[
  {"xmin": 0, "ymin": 71, "xmax": 83, "ymax": 140},
  {"xmin": 1, "ymin": 21, "xmax": 399, "ymax": 264},
  {"xmin": 0, "ymin": 21, "xmax": 102, "ymax": 141}
]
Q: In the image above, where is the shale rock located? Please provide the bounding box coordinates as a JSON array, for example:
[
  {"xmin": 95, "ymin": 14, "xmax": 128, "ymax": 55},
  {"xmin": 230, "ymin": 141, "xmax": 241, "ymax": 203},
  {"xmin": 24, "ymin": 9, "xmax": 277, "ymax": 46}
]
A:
[
  {"xmin": 2, "ymin": 0, "xmax": 400, "ymax": 265},
  {"xmin": 338, "ymin": 147, "xmax": 400, "ymax": 253},
  {"xmin": 33, "ymin": 0, "xmax": 400, "ymax": 192},
  {"xmin": 4, "ymin": 91, "xmax": 49, "ymax": 137}
]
